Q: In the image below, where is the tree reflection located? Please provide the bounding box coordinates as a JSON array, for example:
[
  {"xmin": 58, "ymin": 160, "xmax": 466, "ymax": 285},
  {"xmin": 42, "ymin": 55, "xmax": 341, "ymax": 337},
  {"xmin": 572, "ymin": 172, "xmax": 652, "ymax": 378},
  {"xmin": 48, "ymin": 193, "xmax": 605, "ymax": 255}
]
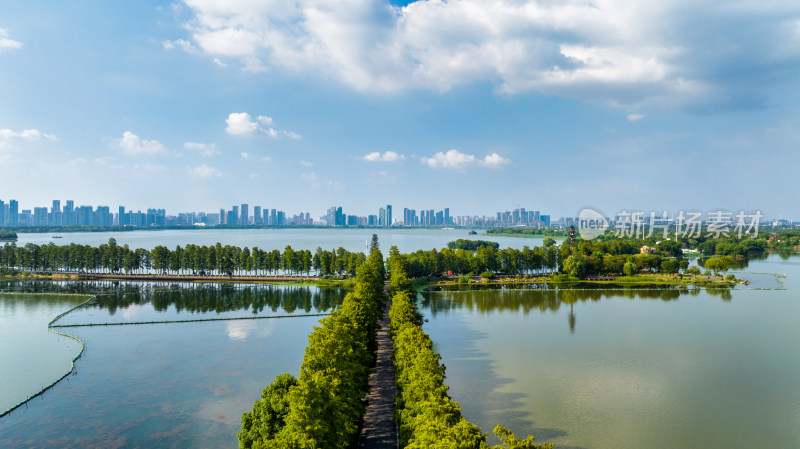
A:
[
  {"xmin": 422, "ymin": 284, "xmax": 733, "ymax": 332},
  {"xmin": 0, "ymin": 280, "xmax": 347, "ymax": 314}
]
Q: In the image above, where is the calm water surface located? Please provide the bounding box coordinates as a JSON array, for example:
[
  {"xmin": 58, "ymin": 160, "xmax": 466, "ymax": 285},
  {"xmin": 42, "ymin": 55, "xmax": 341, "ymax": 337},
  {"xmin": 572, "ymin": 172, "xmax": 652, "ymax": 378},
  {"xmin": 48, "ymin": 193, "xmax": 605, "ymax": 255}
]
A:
[
  {"xmin": 0, "ymin": 293, "xmax": 87, "ymax": 415},
  {"xmin": 420, "ymin": 254, "xmax": 800, "ymax": 449},
  {"xmin": 0, "ymin": 282, "xmax": 346, "ymax": 448}
]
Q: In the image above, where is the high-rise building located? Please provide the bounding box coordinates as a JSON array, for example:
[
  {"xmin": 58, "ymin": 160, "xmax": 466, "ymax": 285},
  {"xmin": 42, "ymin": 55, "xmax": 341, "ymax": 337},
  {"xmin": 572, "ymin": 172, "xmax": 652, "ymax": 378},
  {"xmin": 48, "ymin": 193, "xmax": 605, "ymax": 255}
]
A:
[
  {"xmin": 253, "ymin": 206, "xmax": 261, "ymax": 225},
  {"xmin": 444, "ymin": 208, "xmax": 450, "ymax": 226},
  {"xmin": 118, "ymin": 206, "xmax": 129, "ymax": 226},
  {"xmin": 33, "ymin": 207, "xmax": 48, "ymax": 226},
  {"xmin": 0, "ymin": 200, "xmax": 5, "ymax": 227},
  {"xmin": 270, "ymin": 209, "xmax": 277, "ymax": 226},
  {"xmin": 64, "ymin": 200, "xmax": 74, "ymax": 226},
  {"xmin": 49, "ymin": 200, "xmax": 61, "ymax": 226},
  {"xmin": 9, "ymin": 200, "xmax": 19, "ymax": 226},
  {"xmin": 378, "ymin": 207, "xmax": 386, "ymax": 226},
  {"xmin": 240, "ymin": 203, "xmax": 249, "ymax": 225},
  {"xmin": 97, "ymin": 206, "xmax": 112, "ymax": 226}
]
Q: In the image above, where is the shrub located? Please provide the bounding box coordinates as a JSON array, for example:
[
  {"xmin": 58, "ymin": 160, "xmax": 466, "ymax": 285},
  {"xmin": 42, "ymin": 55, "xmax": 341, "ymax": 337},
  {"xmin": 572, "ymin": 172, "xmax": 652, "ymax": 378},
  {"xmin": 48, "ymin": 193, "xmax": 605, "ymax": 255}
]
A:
[{"xmin": 480, "ymin": 271, "xmax": 494, "ymax": 279}]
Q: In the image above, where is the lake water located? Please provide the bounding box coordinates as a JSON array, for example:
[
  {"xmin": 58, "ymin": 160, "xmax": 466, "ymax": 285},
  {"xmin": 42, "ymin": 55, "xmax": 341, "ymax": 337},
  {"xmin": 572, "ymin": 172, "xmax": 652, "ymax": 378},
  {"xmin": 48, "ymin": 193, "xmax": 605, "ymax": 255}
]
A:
[
  {"xmin": 420, "ymin": 254, "xmax": 800, "ymax": 448},
  {"xmin": 0, "ymin": 282, "xmax": 347, "ymax": 448},
  {"xmin": 13, "ymin": 228, "xmax": 552, "ymax": 252},
  {"xmin": 0, "ymin": 293, "xmax": 88, "ymax": 416},
  {"xmin": 1, "ymin": 234, "xmax": 797, "ymax": 448}
]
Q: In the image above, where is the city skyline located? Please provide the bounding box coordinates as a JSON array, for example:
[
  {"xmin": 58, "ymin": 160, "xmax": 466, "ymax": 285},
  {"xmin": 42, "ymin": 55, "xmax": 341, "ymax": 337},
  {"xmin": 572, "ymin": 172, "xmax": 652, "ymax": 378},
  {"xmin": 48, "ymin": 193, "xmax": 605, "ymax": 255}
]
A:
[
  {"xmin": 0, "ymin": 197, "xmax": 559, "ymax": 228},
  {"xmin": 1, "ymin": 2, "xmax": 799, "ymax": 219}
]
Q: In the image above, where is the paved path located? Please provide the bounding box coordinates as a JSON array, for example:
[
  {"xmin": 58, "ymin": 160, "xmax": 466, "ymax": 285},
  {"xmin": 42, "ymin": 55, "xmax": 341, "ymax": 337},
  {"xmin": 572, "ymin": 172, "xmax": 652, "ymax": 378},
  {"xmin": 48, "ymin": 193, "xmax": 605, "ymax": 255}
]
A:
[{"xmin": 358, "ymin": 299, "xmax": 397, "ymax": 449}]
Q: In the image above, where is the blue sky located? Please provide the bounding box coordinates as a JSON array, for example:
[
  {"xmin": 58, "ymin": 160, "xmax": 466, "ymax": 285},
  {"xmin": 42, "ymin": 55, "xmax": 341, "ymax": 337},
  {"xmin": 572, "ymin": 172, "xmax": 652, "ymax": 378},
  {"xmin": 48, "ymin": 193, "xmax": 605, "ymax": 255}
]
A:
[{"xmin": 1, "ymin": 0, "xmax": 799, "ymax": 220}]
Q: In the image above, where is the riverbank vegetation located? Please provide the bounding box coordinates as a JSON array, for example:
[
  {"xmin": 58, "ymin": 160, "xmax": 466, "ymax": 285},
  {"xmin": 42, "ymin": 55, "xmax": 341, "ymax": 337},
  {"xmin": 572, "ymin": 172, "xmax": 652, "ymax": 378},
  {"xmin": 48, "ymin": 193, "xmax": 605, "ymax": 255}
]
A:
[
  {"xmin": 238, "ymin": 244, "xmax": 385, "ymax": 448},
  {"xmin": 486, "ymin": 228, "xmax": 569, "ymax": 237},
  {"xmin": 388, "ymin": 260, "xmax": 553, "ymax": 448},
  {"xmin": 5, "ymin": 230, "xmax": 791, "ymax": 285}
]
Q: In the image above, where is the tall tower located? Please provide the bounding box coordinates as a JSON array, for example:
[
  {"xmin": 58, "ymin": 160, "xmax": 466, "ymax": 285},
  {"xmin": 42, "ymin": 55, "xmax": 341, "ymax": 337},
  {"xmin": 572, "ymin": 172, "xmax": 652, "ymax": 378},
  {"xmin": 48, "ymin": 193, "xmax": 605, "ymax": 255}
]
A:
[{"xmin": 9, "ymin": 200, "xmax": 19, "ymax": 226}]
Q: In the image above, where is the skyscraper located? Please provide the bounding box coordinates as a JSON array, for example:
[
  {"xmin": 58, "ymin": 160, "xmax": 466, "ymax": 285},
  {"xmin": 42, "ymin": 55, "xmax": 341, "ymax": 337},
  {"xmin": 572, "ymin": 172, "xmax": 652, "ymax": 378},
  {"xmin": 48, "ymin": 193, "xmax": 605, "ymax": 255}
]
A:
[
  {"xmin": 118, "ymin": 206, "xmax": 129, "ymax": 226},
  {"xmin": 240, "ymin": 203, "xmax": 249, "ymax": 225},
  {"xmin": 49, "ymin": 200, "xmax": 61, "ymax": 226},
  {"xmin": 9, "ymin": 200, "xmax": 18, "ymax": 226},
  {"xmin": 253, "ymin": 206, "xmax": 261, "ymax": 225},
  {"xmin": 0, "ymin": 200, "xmax": 5, "ymax": 227},
  {"xmin": 386, "ymin": 205, "xmax": 392, "ymax": 226},
  {"xmin": 378, "ymin": 207, "xmax": 386, "ymax": 226},
  {"xmin": 64, "ymin": 200, "xmax": 74, "ymax": 226}
]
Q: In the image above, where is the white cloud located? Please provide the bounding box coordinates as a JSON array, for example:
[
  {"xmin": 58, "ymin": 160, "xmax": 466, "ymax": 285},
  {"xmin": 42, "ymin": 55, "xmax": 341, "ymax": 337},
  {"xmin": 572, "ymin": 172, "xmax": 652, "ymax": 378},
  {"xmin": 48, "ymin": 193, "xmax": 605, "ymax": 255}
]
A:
[
  {"xmin": 363, "ymin": 150, "xmax": 406, "ymax": 162},
  {"xmin": 116, "ymin": 131, "xmax": 166, "ymax": 155},
  {"xmin": 211, "ymin": 57, "xmax": 227, "ymax": 67},
  {"xmin": 240, "ymin": 152, "xmax": 249, "ymax": 159},
  {"xmin": 482, "ymin": 152, "xmax": 512, "ymax": 167},
  {"xmin": 189, "ymin": 164, "xmax": 221, "ymax": 177},
  {"xmin": 171, "ymin": 0, "xmax": 800, "ymax": 110},
  {"xmin": 162, "ymin": 38, "xmax": 197, "ymax": 53},
  {"xmin": 626, "ymin": 113, "xmax": 645, "ymax": 122},
  {"xmin": 300, "ymin": 160, "xmax": 313, "ymax": 167},
  {"xmin": 0, "ymin": 29, "xmax": 22, "ymax": 51},
  {"xmin": 422, "ymin": 149, "xmax": 511, "ymax": 170},
  {"xmin": 184, "ymin": 142, "xmax": 220, "ymax": 157},
  {"xmin": 0, "ymin": 128, "xmax": 56, "ymax": 141},
  {"xmin": 261, "ymin": 156, "xmax": 272, "ymax": 162},
  {"xmin": 225, "ymin": 112, "xmax": 301, "ymax": 138},
  {"xmin": 225, "ymin": 112, "xmax": 259, "ymax": 135}
]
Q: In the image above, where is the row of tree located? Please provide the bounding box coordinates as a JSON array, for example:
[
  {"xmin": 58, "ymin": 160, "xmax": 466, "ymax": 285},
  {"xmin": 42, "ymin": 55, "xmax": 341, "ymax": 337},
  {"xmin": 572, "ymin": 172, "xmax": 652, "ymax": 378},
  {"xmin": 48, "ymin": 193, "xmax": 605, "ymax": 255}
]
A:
[
  {"xmin": 5, "ymin": 231, "xmax": 777, "ymax": 280},
  {"xmin": 238, "ymin": 241, "xmax": 386, "ymax": 448},
  {"xmin": 0, "ymin": 240, "xmax": 366, "ymax": 277},
  {"xmin": 389, "ymin": 245, "xmax": 560, "ymax": 278},
  {"xmin": 388, "ymin": 260, "xmax": 553, "ymax": 448}
]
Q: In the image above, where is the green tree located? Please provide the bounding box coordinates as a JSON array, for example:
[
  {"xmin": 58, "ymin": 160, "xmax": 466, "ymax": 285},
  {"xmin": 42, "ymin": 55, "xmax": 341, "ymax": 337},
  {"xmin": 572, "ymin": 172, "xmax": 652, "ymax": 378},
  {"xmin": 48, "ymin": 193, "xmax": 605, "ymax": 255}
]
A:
[
  {"xmin": 623, "ymin": 262, "xmax": 636, "ymax": 276},
  {"xmin": 238, "ymin": 373, "xmax": 298, "ymax": 449}
]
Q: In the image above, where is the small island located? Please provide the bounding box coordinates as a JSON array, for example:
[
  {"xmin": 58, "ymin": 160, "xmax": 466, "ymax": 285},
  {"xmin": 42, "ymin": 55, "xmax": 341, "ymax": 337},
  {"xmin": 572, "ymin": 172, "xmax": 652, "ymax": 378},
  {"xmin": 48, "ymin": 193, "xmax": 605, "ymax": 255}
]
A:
[{"xmin": 0, "ymin": 231, "xmax": 17, "ymax": 241}]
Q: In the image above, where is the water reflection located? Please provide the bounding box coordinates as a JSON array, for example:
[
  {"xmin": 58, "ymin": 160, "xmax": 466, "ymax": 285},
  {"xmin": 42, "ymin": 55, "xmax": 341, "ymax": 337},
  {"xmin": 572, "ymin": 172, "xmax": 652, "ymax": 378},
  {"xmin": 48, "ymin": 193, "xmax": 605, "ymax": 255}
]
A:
[
  {"xmin": 421, "ymin": 285, "xmax": 733, "ymax": 333},
  {"xmin": 0, "ymin": 280, "xmax": 347, "ymax": 326},
  {"xmin": 421, "ymin": 286, "xmax": 725, "ymax": 314}
]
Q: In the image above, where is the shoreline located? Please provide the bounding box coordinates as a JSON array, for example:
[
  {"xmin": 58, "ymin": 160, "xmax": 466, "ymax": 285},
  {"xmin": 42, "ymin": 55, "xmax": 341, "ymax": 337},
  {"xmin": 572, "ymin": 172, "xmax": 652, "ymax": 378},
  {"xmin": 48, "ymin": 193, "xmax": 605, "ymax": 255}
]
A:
[{"xmin": 0, "ymin": 271, "xmax": 742, "ymax": 288}]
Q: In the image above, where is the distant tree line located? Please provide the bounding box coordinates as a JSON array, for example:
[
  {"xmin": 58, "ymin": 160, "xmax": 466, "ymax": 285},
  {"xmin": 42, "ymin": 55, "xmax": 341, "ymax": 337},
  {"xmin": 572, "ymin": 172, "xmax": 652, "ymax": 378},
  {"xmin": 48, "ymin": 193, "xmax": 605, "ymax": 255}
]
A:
[
  {"xmin": 0, "ymin": 239, "xmax": 365, "ymax": 277},
  {"xmin": 0, "ymin": 231, "xmax": 17, "ymax": 240},
  {"xmin": 3, "ymin": 230, "xmax": 795, "ymax": 280},
  {"xmin": 486, "ymin": 227, "xmax": 569, "ymax": 237}
]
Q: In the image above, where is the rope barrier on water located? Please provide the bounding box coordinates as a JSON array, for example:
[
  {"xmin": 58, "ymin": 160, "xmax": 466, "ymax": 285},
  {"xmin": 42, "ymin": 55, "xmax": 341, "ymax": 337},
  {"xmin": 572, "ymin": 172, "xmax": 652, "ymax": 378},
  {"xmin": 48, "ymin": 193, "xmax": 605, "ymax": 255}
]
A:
[
  {"xmin": 50, "ymin": 312, "xmax": 332, "ymax": 328},
  {"xmin": 0, "ymin": 295, "xmax": 94, "ymax": 418},
  {"xmin": 1, "ymin": 293, "xmax": 331, "ymax": 418}
]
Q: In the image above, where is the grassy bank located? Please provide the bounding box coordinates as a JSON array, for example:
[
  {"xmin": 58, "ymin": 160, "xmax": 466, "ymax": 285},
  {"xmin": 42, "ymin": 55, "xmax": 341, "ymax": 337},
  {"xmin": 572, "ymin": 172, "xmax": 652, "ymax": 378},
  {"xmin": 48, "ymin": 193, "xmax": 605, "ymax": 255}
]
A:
[{"xmin": 428, "ymin": 272, "xmax": 744, "ymax": 288}]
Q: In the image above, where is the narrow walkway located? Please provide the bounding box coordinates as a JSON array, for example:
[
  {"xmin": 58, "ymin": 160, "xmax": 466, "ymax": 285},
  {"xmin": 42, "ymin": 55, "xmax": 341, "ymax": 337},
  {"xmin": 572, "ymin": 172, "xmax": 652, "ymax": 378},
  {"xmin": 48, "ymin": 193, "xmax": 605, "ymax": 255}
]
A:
[{"xmin": 358, "ymin": 299, "xmax": 397, "ymax": 449}]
